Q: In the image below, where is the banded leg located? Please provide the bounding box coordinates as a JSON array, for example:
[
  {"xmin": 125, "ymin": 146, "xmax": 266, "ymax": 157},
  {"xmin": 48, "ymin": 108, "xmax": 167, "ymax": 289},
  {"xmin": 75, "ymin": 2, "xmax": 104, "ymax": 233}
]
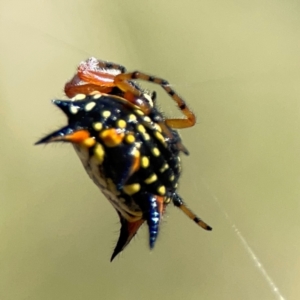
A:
[
  {"xmin": 172, "ymin": 193, "xmax": 212, "ymax": 231},
  {"xmin": 89, "ymin": 58, "xmax": 127, "ymax": 74},
  {"xmin": 114, "ymin": 72, "xmax": 196, "ymax": 129}
]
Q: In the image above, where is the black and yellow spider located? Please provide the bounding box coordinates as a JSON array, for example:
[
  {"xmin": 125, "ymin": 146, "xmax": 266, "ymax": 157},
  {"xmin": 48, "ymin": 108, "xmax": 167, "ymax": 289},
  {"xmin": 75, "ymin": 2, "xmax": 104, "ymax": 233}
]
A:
[{"xmin": 36, "ymin": 57, "xmax": 211, "ymax": 261}]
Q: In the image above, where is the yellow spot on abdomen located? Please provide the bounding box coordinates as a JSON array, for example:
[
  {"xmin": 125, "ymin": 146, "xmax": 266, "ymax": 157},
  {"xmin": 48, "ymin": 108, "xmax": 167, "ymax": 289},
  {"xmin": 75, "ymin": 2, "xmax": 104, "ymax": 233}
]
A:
[
  {"xmin": 152, "ymin": 147, "xmax": 160, "ymax": 157},
  {"xmin": 141, "ymin": 156, "xmax": 150, "ymax": 168},
  {"xmin": 123, "ymin": 183, "xmax": 141, "ymax": 195},
  {"xmin": 154, "ymin": 124, "xmax": 162, "ymax": 132},
  {"xmin": 128, "ymin": 114, "xmax": 137, "ymax": 122},
  {"xmin": 117, "ymin": 119, "xmax": 127, "ymax": 128},
  {"xmin": 159, "ymin": 163, "xmax": 169, "ymax": 173},
  {"xmin": 143, "ymin": 116, "xmax": 152, "ymax": 123},
  {"xmin": 102, "ymin": 110, "xmax": 111, "ymax": 118},
  {"xmin": 69, "ymin": 105, "xmax": 79, "ymax": 114},
  {"xmin": 169, "ymin": 175, "xmax": 175, "ymax": 182},
  {"xmin": 157, "ymin": 185, "xmax": 166, "ymax": 196},
  {"xmin": 137, "ymin": 124, "xmax": 146, "ymax": 133},
  {"xmin": 125, "ymin": 134, "xmax": 135, "ymax": 144},
  {"xmin": 93, "ymin": 143, "xmax": 105, "ymax": 163},
  {"xmin": 144, "ymin": 174, "xmax": 157, "ymax": 184},
  {"xmin": 154, "ymin": 131, "xmax": 166, "ymax": 146},
  {"xmin": 92, "ymin": 92, "xmax": 102, "ymax": 99},
  {"xmin": 93, "ymin": 122, "xmax": 103, "ymax": 131},
  {"xmin": 73, "ymin": 94, "xmax": 86, "ymax": 101},
  {"xmin": 142, "ymin": 133, "xmax": 150, "ymax": 141},
  {"xmin": 134, "ymin": 109, "xmax": 144, "ymax": 116},
  {"xmin": 85, "ymin": 102, "xmax": 96, "ymax": 111}
]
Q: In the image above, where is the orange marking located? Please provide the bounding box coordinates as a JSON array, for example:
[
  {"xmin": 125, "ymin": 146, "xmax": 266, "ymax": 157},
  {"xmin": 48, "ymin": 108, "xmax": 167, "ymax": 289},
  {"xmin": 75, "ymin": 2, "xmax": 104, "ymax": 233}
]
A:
[
  {"xmin": 65, "ymin": 130, "xmax": 90, "ymax": 143},
  {"xmin": 100, "ymin": 128, "xmax": 124, "ymax": 147},
  {"xmin": 130, "ymin": 148, "xmax": 140, "ymax": 174},
  {"xmin": 78, "ymin": 69, "xmax": 116, "ymax": 87},
  {"xmin": 156, "ymin": 196, "xmax": 164, "ymax": 216},
  {"xmin": 127, "ymin": 219, "xmax": 145, "ymax": 240}
]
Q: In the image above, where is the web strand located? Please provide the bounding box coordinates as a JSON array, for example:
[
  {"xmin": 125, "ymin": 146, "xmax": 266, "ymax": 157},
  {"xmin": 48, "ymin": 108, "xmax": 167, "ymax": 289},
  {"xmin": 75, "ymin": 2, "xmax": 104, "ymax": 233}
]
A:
[{"xmin": 201, "ymin": 178, "xmax": 286, "ymax": 300}]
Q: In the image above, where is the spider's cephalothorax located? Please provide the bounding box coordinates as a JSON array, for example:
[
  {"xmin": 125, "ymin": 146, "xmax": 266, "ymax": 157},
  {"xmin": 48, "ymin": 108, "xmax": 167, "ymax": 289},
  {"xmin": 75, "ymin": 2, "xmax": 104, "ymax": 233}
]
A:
[{"xmin": 36, "ymin": 58, "xmax": 212, "ymax": 261}]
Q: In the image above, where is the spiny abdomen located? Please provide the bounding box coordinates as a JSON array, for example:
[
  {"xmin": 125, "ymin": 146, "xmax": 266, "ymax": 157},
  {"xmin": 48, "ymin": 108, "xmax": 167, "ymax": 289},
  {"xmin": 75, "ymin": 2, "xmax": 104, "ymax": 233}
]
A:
[{"xmin": 36, "ymin": 92, "xmax": 185, "ymax": 260}]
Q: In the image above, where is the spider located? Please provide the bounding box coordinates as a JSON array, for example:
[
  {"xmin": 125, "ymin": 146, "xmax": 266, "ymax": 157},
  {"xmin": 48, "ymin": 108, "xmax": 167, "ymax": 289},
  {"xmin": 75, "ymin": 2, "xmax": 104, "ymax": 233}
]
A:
[
  {"xmin": 64, "ymin": 57, "xmax": 195, "ymax": 129},
  {"xmin": 64, "ymin": 57, "xmax": 194, "ymax": 154},
  {"xmin": 36, "ymin": 57, "xmax": 212, "ymax": 261}
]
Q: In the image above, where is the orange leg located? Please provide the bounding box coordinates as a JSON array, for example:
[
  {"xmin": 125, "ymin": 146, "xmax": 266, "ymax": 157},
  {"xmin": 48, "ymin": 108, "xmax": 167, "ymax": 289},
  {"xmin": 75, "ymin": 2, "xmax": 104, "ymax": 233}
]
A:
[
  {"xmin": 114, "ymin": 72, "xmax": 196, "ymax": 129},
  {"xmin": 65, "ymin": 81, "xmax": 113, "ymax": 98},
  {"xmin": 172, "ymin": 193, "xmax": 212, "ymax": 231}
]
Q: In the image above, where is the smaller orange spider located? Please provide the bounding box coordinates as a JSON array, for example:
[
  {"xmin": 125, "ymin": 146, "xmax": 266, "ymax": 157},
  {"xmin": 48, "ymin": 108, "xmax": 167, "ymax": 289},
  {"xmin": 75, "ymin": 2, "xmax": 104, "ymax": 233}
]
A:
[{"xmin": 64, "ymin": 57, "xmax": 196, "ymax": 138}]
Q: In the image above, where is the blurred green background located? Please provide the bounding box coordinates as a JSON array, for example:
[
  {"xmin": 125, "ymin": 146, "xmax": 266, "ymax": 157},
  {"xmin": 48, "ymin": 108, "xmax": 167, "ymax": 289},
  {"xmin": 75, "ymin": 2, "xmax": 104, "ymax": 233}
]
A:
[{"xmin": 1, "ymin": 1, "xmax": 300, "ymax": 299}]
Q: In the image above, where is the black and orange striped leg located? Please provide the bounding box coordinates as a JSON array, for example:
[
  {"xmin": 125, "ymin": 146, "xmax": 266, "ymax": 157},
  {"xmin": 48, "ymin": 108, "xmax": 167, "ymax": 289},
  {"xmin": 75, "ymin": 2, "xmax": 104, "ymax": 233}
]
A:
[
  {"xmin": 172, "ymin": 193, "xmax": 212, "ymax": 231},
  {"xmin": 114, "ymin": 72, "xmax": 196, "ymax": 129}
]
